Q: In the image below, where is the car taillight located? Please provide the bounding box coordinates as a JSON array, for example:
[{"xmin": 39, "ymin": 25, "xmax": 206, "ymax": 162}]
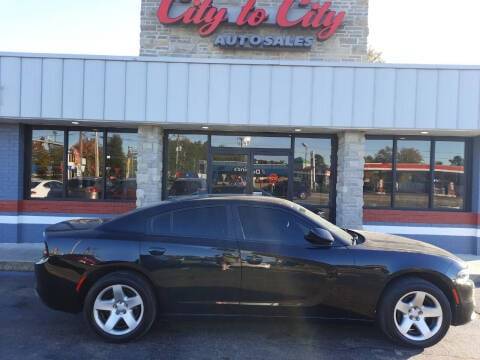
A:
[
  {"xmin": 43, "ymin": 242, "xmax": 49, "ymax": 257},
  {"xmin": 88, "ymin": 187, "xmax": 98, "ymax": 193}
]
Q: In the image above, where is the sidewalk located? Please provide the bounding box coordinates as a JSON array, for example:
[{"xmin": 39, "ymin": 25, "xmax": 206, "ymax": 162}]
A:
[
  {"xmin": 0, "ymin": 243, "xmax": 43, "ymax": 271},
  {"xmin": 1, "ymin": 243, "xmax": 480, "ymax": 281}
]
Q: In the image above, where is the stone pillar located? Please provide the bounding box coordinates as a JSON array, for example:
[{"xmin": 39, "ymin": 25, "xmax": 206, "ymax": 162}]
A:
[
  {"xmin": 136, "ymin": 126, "xmax": 163, "ymax": 208},
  {"xmin": 335, "ymin": 131, "xmax": 365, "ymax": 229},
  {"xmin": 471, "ymin": 137, "xmax": 480, "ymax": 255}
]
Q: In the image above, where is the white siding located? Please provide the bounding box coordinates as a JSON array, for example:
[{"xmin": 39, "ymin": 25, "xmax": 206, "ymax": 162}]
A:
[
  {"xmin": 1, "ymin": 53, "xmax": 480, "ymax": 131},
  {"xmin": 41, "ymin": 59, "xmax": 63, "ymax": 118},
  {"xmin": 20, "ymin": 58, "xmax": 42, "ymax": 118},
  {"xmin": 83, "ymin": 60, "xmax": 105, "ymax": 120}
]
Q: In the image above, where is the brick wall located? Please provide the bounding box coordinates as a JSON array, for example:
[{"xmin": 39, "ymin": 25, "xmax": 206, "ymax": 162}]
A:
[{"xmin": 140, "ymin": 0, "xmax": 369, "ymax": 61}]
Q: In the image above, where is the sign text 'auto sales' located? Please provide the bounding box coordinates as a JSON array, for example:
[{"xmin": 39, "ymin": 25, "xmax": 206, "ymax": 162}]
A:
[{"xmin": 156, "ymin": 0, "xmax": 346, "ymax": 50}]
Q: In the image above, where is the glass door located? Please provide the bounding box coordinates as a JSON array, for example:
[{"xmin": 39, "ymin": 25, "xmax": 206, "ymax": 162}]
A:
[
  {"xmin": 211, "ymin": 153, "xmax": 249, "ymax": 195},
  {"xmin": 210, "ymin": 150, "xmax": 291, "ymax": 198},
  {"xmin": 252, "ymin": 154, "xmax": 290, "ymax": 198}
]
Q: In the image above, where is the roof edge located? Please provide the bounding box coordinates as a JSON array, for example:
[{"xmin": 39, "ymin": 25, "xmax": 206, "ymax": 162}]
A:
[{"xmin": 1, "ymin": 51, "xmax": 480, "ymax": 70}]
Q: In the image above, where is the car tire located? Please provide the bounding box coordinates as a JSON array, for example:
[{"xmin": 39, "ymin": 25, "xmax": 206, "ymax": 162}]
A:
[
  {"xmin": 83, "ymin": 271, "xmax": 156, "ymax": 343},
  {"xmin": 377, "ymin": 277, "xmax": 451, "ymax": 348}
]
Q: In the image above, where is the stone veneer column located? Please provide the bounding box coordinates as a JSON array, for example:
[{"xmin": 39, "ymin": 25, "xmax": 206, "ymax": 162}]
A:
[
  {"xmin": 335, "ymin": 131, "xmax": 365, "ymax": 229},
  {"xmin": 136, "ymin": 126, "xmax": 163, "ymax": 208},
  {"xmin": 470, "ymin": 136, "xmax": 480, "ymax": 255}
]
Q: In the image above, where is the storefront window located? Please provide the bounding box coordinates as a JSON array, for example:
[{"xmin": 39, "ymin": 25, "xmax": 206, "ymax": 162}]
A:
[
  {"xmin": 165, "ymin": 133, "xmax": 334, "ymax": 220},
  {"xmin": 106, "ymin": 132, "xmax": 138, "ymax": 200},
  {"xmin": 395, "ymin": 140, "xmax": 431, "ymax": 208},
  {"xmin": 67, "ymin": 131, "xmax": 104, "ymax": 200},
  {"xmin": 364, "ymin": 137, "xmax": 468, "ymax": 211},
  {"xmin": 433, "ymin": 141, "xmax": 465, "ymax": 210},
  {"xmin": 28, "ymin": 127, "xmax": 137, "ymax": 201},
  {"xmin": 166, "ymin": 134, "xmax": 208, "ymax": 197},
  {"xmin": 211, "ymin": 135, "xmax": 291, "ymax": 149},
  {"xmin": 31, "ymin": 130, "xmax": 64, "ymax": 199},
  {"xmin": 363, "ymin": 139, "xmax": 393, "ymax": 208},
  {"xmin": 293, "ymin": 138, "xmax": 331, "ymax": 210}
]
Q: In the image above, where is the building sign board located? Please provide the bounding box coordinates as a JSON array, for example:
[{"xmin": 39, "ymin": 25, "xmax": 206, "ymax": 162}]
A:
[{"xmin": 157, "ymin": 0, "xmax": 346, "ymax": 50}]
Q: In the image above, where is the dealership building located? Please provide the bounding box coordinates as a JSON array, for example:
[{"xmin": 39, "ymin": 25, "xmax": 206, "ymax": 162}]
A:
[{"xmin": 1, "ymin": 0, "xmax": 480, "ymax": 255}]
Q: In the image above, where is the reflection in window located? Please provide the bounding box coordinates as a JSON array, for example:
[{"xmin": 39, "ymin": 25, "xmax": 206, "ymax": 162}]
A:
[
  {"xmin": 167, "ymin": 134, "xmax": 208, "ymax": 197},
  {"xmin": 67, "ymin": 131, "xmax": 104, "ymax": 200},
  {"xmin": 434, "ymin": 141, "xmax": 465, "ymax": 210},
  {"xmin": 211, "ymin": 135, "xmax": 291, "ymax": 149},
  {"xmin": 238, "ymin": 206, "xmax": 309, "ymax": 244},
  {"xmin": 106, "ymin": 132, "xmax": 138, "ymax": 200},
  {"xmin": 293, "ymin": 138, "xmax": 331, "ymax": 209},
  {"xmin": 172, "ymin": 207, "xmax": 228, "ymax": 238},
  {"xmin": 212, "ymin": 154, "xmax": 248, "ymax": 194},
  {"xmin": 394, "ymin": 140, "xmax": 431, "ymax": 208},
  {"xmin": 363, "ymin": 139, "xmax": 393, "ymax": 207},
  {"xmin": 31, "ymin": 130, "xmax": 64, "ymax": 199},
  {"xmin": 253, "ymin": 155, "xmax": 289, "ymax": 198}
]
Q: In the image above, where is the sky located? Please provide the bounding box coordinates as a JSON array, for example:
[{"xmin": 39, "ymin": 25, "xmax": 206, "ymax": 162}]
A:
[{"xmin": 0, "ymin": 0, "xmax": 479, "ymax": 65}]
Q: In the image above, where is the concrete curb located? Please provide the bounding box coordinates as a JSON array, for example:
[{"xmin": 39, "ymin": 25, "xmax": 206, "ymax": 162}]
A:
[{"xmin": 0, "ymin": 261, "xmax": 35, "ymax": 272}]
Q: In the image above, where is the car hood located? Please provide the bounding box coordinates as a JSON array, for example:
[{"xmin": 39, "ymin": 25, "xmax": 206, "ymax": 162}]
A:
[{"xmin": 354, "ymin": 230, "xmax": 462, "ymax": 262}]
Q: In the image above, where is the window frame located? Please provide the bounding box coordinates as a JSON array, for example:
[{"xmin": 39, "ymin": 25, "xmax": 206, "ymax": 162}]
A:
[
  {"xmin": 25, "ymin": 125, "xmax": 138, "ymax": 202},
  {"xmin": 364, "ymin": 135, "xmax": 471, "ymax": 212}
]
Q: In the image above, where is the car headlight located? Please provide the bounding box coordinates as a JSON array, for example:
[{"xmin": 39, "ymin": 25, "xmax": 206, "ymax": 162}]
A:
[{"xmin": 455, "ymin": 268, "xmax": 470, "ymax": 284}]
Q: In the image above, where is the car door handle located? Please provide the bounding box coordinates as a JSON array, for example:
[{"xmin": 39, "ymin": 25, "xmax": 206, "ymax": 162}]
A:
[
  {"xmin": 148, "ymin": 248, "xmax": 166, "ymax": 256},
  {"xmin": 246, "ymin": 255, "xmax": 263, "ymax": 265}
]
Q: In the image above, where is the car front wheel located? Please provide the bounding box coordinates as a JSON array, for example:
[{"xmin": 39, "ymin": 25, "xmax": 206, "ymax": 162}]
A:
[
  {"xmin": 84, "ymin": 272, "xmax": 156, "ymax": 342},
  {"xmin": 378, "ymin": 277, "xmax": 451, "ymax": 348}
]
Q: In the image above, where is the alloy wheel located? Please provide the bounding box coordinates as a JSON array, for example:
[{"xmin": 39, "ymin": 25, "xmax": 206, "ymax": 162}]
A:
[
  {"xmin": 393, "ymin": 291, "xmax": 443, "ymax": 342},
  {"xmin": 93, "ymin": 284, "xmax": 144, "ymax": 336}
]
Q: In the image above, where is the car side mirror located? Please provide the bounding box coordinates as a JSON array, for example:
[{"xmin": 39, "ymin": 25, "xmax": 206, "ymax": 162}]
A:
[{"xmin": 305, "ymin": 228, "xmax": 335, "ymax": 247}]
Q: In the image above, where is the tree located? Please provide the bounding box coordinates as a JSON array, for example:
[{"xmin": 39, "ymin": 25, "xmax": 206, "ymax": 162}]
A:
[
  {"xmin": 449, "ymin": 155, "xmax": 464, "ymax": 166},
  {"xmin": 107, "ymin": 134, "xmax": 127, "ymax": 177},
  {"xmin": 367, "ymin": 47, "xmax": 385, "ymax": 63},
  {"xmin": 397, "ymin": 148, "xmax": 423, "ymax": 163},
  {"xmin": 365, "ymin": 146, "xmax": 393, "ymax": 163}
]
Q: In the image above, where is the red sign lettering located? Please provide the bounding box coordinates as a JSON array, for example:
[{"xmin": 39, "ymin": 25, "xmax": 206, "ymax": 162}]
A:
[{"xmin": 156, "ymin": 0, "xmax": 346, "ymax": 41}]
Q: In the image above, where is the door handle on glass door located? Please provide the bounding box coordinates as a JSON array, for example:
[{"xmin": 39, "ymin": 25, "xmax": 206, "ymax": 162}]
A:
[{"xmin": 148, "ymin": 248, "xmax": 166, "ymax": 256}]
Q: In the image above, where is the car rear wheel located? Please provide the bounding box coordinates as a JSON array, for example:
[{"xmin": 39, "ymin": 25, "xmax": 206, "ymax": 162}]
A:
[
  {"xmin": 378, "ymin": 277, "xmax": 451, "ymax": 348},
  {"xmin": 84, "ymin": 272, "xmax": 156, "ymax": 342}
]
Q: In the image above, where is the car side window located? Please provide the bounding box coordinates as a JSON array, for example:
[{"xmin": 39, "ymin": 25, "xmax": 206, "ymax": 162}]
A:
[
  {"xmin": 237, "ymin": 206, "xmax": 311, "ymax": 245},
  {"xmin": 150, "ymin": 206, "xmax": 228, "ymax": 239},
  {"xmin": 151, "ymin": 212, "xmax": 171, "ymax": 235}
]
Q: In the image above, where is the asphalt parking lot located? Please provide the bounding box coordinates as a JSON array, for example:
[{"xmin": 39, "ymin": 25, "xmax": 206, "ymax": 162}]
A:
[{"xmin": 1, "ymin": 272, "xmax": 479, "ymax": 360}]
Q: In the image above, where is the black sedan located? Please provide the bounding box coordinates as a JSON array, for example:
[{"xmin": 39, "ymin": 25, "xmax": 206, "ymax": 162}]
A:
[{"xmin": 35, "ymin": 196, "xmax": 476, "ymax": 347}]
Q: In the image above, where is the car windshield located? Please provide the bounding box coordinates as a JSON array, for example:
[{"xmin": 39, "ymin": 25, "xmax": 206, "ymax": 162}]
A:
[{"xmin": 293, "ymin": 204, "xmax": 353, "ymax": 245}]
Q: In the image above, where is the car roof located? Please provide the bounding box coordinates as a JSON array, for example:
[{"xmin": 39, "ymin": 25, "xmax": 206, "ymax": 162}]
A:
[{"xmin": 154, "ymin": 195, "xmax": 294, "ymax": 209}]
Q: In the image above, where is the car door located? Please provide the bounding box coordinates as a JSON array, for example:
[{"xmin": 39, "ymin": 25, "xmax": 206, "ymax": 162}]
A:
[
  {"xmin": 234, "ymin": 204, "xmax": 354, "ymax": 316},
  {"xmin": 139, "ymin": 204, "xmax": 241, "ymax": 313}
]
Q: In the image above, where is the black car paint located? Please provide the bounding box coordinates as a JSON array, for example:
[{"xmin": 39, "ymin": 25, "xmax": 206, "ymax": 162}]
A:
[{"xmin": 35, "ymin": 196, "xmax": 475, "ymax": 325}]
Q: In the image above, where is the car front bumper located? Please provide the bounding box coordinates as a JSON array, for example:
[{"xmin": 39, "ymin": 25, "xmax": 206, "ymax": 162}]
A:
[{"xmin": 452, "ymin": 280, "xmax": 476, "ymax": 326}]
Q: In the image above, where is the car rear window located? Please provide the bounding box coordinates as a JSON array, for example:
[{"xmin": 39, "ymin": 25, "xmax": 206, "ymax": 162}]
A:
[{"xmin": 150, "ymin": 206, "xmax": 228, "ymax": 239}]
